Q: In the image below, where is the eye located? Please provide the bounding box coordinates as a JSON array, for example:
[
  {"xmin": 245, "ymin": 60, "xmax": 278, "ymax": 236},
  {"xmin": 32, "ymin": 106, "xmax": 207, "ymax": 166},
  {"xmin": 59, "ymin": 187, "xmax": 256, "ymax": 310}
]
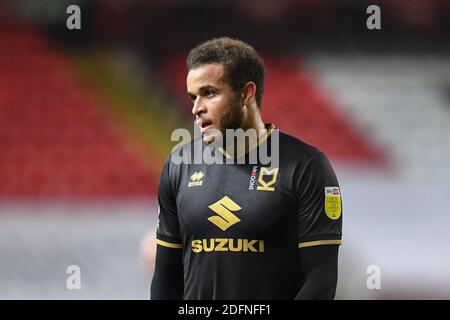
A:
[
  {"xmin": 189, "ymin": 94, "xmax": 197, "ymax": 102},
  {"xmin": 205, "ymin": 90, "xmax": 215, "ymax": 98}
]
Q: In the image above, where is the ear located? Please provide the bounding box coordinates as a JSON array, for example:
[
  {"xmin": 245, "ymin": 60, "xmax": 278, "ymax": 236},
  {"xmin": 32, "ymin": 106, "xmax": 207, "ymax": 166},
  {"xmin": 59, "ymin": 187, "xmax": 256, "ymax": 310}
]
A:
[{"xmin": 241, "ymin": 82, "xmax": 257, "ymax": 106}]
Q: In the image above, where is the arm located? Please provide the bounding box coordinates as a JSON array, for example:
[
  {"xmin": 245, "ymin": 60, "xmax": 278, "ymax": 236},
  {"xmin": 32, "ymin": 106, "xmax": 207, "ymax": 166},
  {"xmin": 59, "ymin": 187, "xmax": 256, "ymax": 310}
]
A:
[
  {"xmin": 295, "ymin": 245, "xmax": 339, "ymax": 300},
  {"xmin": 295, "ymin": 151, "xmax": 343, "ymax": 299},
  {"xmin": 150, "ymin": 245, "xmax": 184, "ymax": 300},
  {"xmin": 150, "ymin": 157, "xmax": 184, "ymax": 300}
]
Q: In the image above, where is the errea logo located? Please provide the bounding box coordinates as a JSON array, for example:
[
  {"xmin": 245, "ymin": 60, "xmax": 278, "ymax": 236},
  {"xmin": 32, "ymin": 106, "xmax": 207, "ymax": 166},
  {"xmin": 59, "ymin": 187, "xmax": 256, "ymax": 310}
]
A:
[{"xmin": 188, "ymin": 171, "xmax": 204, "ymax": 187}]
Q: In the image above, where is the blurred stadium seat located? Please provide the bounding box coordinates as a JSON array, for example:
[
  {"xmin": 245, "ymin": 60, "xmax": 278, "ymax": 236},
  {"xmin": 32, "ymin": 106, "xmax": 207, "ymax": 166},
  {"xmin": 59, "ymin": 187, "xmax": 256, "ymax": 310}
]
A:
[{"xmin": 0, "ymin": 18, "xmax": 158, "ymax": 199}]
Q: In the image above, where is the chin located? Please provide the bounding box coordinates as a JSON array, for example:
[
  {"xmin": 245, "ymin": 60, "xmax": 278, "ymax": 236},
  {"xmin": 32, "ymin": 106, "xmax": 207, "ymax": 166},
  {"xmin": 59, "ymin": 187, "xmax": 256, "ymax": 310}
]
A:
[{"xmin": 202, "ymin": 128, "xmax": 223, "ymax": 145}]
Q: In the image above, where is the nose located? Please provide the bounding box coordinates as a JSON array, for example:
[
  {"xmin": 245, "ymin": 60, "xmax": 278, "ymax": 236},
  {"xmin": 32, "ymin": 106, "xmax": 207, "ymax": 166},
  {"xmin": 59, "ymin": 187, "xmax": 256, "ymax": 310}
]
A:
[{"xmin": 192, "ymin": 97, "xmax": 206, "ymax": 117}]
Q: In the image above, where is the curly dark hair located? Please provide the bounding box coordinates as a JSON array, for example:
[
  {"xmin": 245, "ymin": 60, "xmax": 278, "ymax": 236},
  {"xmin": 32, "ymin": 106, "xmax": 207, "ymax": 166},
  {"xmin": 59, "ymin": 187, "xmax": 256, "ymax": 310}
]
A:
[{"xmin": 186, "ymin": 37, "xmax": 265, "ymax": 109}]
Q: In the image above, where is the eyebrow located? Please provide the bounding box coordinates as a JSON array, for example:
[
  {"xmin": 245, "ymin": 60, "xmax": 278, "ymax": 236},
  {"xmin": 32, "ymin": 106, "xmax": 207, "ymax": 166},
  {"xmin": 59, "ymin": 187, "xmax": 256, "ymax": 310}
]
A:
[{"xmin": 187, "ymin": 85, "xmax": 218, "ymax": 97}]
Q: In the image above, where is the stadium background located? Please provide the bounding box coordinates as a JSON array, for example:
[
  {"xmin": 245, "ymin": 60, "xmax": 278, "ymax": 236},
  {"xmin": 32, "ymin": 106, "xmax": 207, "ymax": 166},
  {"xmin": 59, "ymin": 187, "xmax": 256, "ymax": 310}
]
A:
[{"xmin": 1, "ymin": 0, "xmax": 449, "ymax": 299}]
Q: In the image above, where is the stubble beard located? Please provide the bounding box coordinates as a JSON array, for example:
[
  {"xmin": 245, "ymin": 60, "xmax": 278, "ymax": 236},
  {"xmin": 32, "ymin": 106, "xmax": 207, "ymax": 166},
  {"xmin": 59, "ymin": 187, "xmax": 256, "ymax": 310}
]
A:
[{"xmin": 203, "ymin": 95, "xmax": 244, "ymax": 145}]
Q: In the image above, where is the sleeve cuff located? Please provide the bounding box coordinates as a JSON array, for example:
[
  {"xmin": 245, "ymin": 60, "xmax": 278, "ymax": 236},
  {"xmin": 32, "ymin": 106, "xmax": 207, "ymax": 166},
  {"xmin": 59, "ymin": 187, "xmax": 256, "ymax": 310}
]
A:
[
  {"xmin": 298, "ymin": 239, "xmax": 342, "ymax": 248},
  {"xmin": 156, "ymin": 239, "xmax": 183, "ymax": 249}
]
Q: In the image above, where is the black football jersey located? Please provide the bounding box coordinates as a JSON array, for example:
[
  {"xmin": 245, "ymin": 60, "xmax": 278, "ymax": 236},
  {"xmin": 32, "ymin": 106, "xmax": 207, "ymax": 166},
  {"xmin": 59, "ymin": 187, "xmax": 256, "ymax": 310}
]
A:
[{"xmin": 156, "ymin": 125, "xmax": 342, "ymax": 299}]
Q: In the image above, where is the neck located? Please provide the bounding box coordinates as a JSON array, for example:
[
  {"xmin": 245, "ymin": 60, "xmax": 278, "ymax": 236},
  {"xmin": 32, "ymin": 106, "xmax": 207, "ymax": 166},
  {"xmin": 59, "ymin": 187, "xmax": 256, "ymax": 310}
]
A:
[
  {"xmin": 243, "ymin": 103, "xmax": 266, "ymax": 138},
  {"xmin": 220, "ymin": 104, "xmax": 270, "ymax": 158}
]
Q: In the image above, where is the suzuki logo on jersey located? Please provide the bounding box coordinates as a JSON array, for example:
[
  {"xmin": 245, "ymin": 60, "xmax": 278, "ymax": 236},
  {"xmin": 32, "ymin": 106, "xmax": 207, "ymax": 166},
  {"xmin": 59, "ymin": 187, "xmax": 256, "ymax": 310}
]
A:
[
  {"xmin": 191, "ymin": 238, "xmax": 265, "ymax": 253},
  {"xmin": 248, "ymin": 167, "xmax": 279, "ymax": 192},
  {"xmin": 195, "ymin": 196, "xmax": 265, "ymax": 253},
  {"xmin": 188, "ymin": 171, "xmax": 204, "ymax": 187},
  {"xmin": 207, "ymin": 196, "xmax": 241, "ymax": 231}
]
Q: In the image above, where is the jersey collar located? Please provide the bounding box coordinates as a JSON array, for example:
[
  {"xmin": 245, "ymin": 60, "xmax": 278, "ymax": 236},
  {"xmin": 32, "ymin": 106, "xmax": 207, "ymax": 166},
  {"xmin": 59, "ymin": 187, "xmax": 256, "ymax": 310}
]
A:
[{"xmin": 218, "ymin": 123, "xmax": 276, "ymax": 160}]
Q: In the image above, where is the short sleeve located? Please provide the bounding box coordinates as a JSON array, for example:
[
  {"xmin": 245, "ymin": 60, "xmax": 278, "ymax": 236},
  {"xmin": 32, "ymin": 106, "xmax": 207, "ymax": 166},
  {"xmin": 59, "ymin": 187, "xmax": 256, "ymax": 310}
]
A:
[
  {"xmin": 296, "ymin": 151, "xmax": 343, "ymax": 249},
  {"xmin": 156, "ymin": 158, "xmax": 183, "ymax": 249}
]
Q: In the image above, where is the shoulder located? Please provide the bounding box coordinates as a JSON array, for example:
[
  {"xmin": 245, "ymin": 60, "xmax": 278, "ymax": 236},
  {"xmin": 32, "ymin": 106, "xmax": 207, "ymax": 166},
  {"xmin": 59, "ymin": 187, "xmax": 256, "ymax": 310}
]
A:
[
  {"xmin": 161, "ymin": 138, "xmax": 203, "ymax": 185},
  {"xmin": 278, "ymin": 131, "xmax": 322, "ymax": 164},
  {"xmin": 164, "ymin": 137, "xmax": 202, "ymax": 169},
  {"xmin": 276, "ymin": 131, "xmax": 337, "ymax": 182}
]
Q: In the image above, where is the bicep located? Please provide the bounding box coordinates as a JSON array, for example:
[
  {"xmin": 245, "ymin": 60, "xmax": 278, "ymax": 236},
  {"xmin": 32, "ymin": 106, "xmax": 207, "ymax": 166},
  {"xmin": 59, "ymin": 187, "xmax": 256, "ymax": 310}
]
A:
[
  {"xmin": 151, "ymin": 158, "xmax": 184, "ymax": 299},
  {"xmin": 156, "ymin": 158, "xmax": 182, "ymax": 246},
  {"xmin": 296, "ymin": 151, "xmax": 343, "ymax": 250}
]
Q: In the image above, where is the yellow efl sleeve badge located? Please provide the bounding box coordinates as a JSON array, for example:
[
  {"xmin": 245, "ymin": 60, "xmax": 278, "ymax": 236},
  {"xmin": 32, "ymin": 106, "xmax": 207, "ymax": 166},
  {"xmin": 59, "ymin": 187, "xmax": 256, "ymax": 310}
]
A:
[{"xmin": 324, "ymin": 187, "xmax": 341, "ymax": 220}]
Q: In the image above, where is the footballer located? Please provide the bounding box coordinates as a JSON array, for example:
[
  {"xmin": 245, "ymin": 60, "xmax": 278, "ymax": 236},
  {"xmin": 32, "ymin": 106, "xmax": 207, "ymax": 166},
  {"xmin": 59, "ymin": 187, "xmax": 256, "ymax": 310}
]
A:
[{"xmin": 150, "ymin": 37, "xmax": 342, "ymax": 299}]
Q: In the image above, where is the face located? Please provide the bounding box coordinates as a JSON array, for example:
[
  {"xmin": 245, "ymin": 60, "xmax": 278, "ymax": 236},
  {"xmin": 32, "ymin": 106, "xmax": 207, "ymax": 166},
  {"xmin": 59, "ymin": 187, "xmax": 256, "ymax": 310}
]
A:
[{"xmin": 187, "ymin": 63, "xmax": 243, "ymax": 144}]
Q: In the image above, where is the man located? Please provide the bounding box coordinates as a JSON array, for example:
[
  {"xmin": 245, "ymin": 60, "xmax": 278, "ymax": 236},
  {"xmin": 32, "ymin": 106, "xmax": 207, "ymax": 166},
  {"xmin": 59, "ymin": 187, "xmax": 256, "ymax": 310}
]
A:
[{"xmin": 151, "ymin": 37, "xmax": 342, "ymax": 299}]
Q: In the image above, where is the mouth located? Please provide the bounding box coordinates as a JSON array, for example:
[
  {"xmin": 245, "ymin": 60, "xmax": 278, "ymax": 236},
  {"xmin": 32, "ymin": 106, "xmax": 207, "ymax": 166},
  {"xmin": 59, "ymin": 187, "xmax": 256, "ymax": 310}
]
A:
[{"xmin": 197, "ymin": 119, "xmax": 213, "ymax": 133}]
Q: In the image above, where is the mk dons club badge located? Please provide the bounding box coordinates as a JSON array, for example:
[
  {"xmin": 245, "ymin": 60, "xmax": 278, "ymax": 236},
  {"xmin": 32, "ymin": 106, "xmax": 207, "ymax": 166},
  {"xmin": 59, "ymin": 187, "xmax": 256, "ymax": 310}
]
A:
[{"xmin": 324, "ymin": 187, "xmax": 341, "ymax": 220}]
